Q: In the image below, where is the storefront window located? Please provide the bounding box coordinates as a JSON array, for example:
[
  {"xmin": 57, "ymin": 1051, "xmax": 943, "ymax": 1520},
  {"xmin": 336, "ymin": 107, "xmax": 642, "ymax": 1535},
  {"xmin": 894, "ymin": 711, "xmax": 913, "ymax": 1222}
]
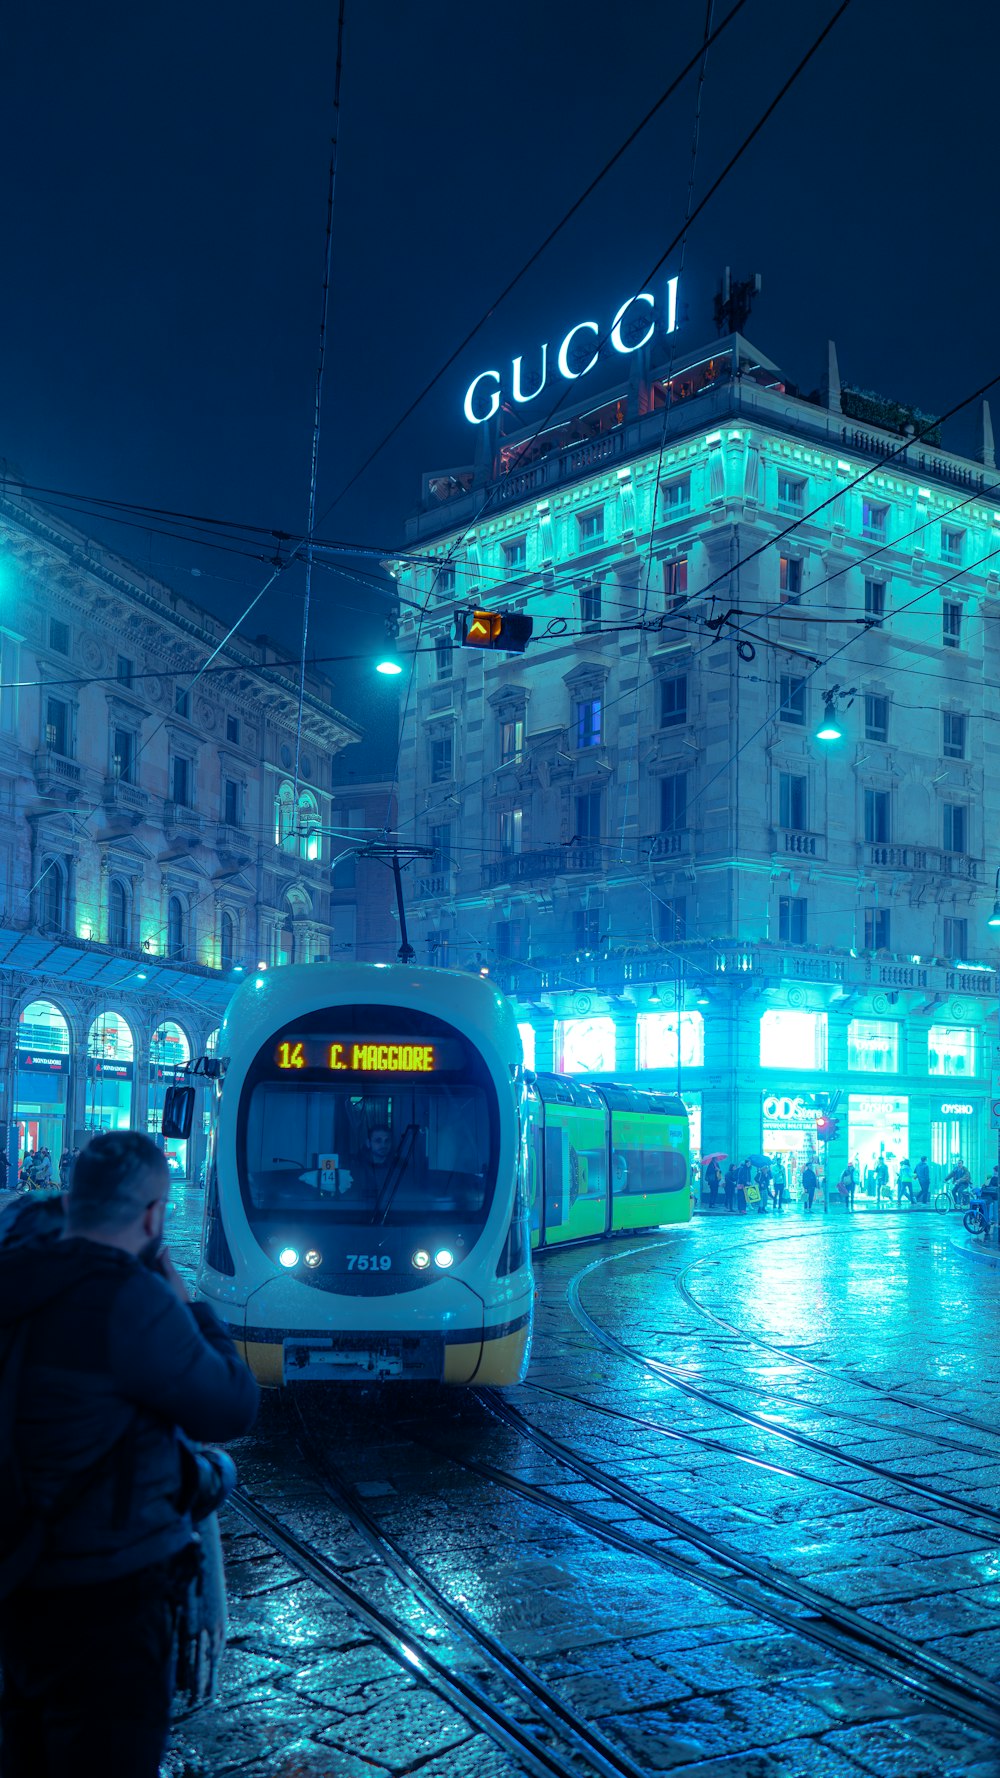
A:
[
  {"xmin": 927, "ymin": 1025, "xmax": 977, "ymax": 1077},
  {"xmin": 16, "ymin": 999, "xmax": 71, "ymax": 1170},
  {"xmin": 555, "ymin": 1016, "xmax": 616, "ymax": 1075},
  {"xmin": 148, "ymin": 1020, "xmax": 192, "ymax": 1179},
  {"xmin": 761, "ymin": 1091, "xmax": 824, "ymax": 1187},
  {"xmin": 847, "ymin": 1019, "xmax": 900, "ymax": 1072},
  {"xmin": 848, "ymin": 1094, "xmax": 908, "ymax": 1188},
  {"xmin": 636, "ymin": 1010, "xmax": 705, "ymax": 1070},
  {"xmin": 86, "ymin": 1012, "xmax": 135, "ymax": 1134},
  {"xmin": 517, "ymin": 1022, "xmax": 536, "ymax": 1071},
  {"xmin": 760, "ymin": 1009, "xmax": 827, "ymax": 1070},
  {"xmin": 931, "ymin": 1099, "xmax": 981, "ymax": 1182}
]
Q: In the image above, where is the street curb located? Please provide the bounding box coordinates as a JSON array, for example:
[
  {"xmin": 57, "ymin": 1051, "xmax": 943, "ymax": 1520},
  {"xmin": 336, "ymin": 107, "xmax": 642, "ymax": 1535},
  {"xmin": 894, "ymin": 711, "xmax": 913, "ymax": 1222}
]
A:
[{"xmin": 948, "ymin": 1236, "xmax": 1000, "ymax": 1271}]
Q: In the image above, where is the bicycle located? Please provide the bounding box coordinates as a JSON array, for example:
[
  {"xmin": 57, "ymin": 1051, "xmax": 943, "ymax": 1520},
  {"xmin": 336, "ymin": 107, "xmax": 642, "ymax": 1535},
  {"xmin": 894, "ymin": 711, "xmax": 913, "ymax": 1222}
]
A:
[
  {"xmin": 963, "ymin": 1192, "xmax": 993, "ymax": 1238},
  {"xmin": 935, "ymin": 1181, "xmax": 972, "ymax": 1214}
]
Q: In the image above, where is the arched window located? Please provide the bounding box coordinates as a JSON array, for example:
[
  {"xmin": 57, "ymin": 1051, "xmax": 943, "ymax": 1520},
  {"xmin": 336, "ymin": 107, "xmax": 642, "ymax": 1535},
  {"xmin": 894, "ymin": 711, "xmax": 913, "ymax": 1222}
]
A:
[
  {"xmin": 166, "ymin": 896, "xmax": 187, "ymax": 962},
  {"xmin": 298, "ymin": 791, "xmax": 320, "ymax": 862},
  {"xmin": 108, "ymin": 877, "xmax": 130, "ymax": 949},
  {"xmin": 19, "ymin": 999, "xmax": 70, "ymax": 1054},
  {"xmin": 205, "ymin": 1027, "xmax": 220, "ymax": 1057},
  {"xmin": 87, "ymin": 1011, "xmax": 135, "ymax": 1061},
  {"xmin": 275, "ymin": 781, "xmax": 295, "ymax": 848},
  {"xmin": 220, "ymin": 909, "xmax": 236, "ymax": 971},
  {"xmin": 40, "ymin": 858, "xmax": 66, "ymax": 931},
  {"xmin": 149, "ymin": 1021, "xmax": 191, "ymax": 1069}
]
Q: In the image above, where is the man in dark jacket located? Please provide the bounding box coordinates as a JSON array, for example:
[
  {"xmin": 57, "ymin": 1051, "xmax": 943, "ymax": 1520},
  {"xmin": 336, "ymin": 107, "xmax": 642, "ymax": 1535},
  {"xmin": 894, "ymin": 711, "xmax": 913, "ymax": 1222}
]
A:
[{"xmin": 0, "ymin": 1129, "xmax": 259, "ymax": 1778}]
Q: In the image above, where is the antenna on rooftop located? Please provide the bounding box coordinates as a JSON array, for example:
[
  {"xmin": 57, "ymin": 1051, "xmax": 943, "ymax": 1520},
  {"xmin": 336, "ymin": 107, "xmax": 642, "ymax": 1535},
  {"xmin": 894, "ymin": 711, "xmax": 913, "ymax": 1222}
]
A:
[{"xmin": 714, "ymin": 268, "xmax": 762, "ymax": 336}]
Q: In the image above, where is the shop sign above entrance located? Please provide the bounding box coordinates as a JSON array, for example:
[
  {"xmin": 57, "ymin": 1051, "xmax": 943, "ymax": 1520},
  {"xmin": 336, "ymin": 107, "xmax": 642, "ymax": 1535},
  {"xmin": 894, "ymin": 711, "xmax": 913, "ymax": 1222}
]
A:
[
  {"xmin": 462, "ymin": 276, "xmax": 680, "ymax": 424},
  {"xmin": 17, "ymin": 1050, "xmax": 69, "ymax": 1074},
  {"xmin": 937, "ymin": 1101, "xmax": 975, "ymax": 1116},
  {"xmin": 762, "ymin": 1094, "xmax": 818, "ymax": 1126}
]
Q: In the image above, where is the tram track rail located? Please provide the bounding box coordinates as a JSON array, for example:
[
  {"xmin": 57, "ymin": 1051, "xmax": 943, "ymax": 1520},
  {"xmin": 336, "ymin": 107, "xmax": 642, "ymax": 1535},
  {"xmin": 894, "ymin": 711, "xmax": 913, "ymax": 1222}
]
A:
[
  {"xmin": 564, "ymin": 1247, "xmax": 1000, "ymax": 1530},
  {"xmin": 406, "ymin": 1392, "xmax": 1000, "ymax": 1737}
]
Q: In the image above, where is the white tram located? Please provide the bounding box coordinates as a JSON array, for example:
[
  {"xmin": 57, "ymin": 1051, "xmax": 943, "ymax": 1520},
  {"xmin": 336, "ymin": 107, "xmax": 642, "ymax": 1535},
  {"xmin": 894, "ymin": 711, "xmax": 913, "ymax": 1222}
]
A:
[{"xmin": 192, "ymin": 963, "xmax": 534, "ymax": 1387}]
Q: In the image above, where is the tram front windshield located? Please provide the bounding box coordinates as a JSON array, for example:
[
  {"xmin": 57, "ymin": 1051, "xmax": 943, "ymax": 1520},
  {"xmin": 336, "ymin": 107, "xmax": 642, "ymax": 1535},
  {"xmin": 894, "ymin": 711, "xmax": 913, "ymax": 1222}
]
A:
[{"xmin": 238, "ymin": 1012, "xmax": 499, "ymax": 1228}]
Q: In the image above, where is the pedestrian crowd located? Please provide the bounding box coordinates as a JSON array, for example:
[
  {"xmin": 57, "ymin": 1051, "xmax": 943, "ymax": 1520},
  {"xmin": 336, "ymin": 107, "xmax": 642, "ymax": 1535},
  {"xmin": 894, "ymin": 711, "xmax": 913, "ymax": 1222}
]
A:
[
  {"xmin": 700, "ymin": 1150, "xmax": 992, "ymax": 1214},
  {"xmin": 14, "ymin": 1145, "xmax": 82, "ymax": 1193}
]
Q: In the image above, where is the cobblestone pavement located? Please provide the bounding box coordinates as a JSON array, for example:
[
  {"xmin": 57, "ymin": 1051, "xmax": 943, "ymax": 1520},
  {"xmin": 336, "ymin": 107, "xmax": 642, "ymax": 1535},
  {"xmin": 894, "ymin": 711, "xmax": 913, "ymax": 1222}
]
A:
[{"xmin": 12, "ymin": 1188, "xmax": 1000, "ymax": 1776}]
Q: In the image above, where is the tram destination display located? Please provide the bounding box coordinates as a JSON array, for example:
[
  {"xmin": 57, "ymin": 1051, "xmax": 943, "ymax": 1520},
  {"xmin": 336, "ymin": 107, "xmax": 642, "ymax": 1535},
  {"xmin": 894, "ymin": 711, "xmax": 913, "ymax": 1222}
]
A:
[{"xmin": 273, "ymin": 1035, "xmax": 466, "ymax": 1074}]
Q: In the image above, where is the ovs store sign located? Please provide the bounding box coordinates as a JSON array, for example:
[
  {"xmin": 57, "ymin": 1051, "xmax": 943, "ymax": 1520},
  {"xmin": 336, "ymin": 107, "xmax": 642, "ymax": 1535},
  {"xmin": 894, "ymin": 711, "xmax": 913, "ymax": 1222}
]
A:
[
  {"xmin": 463, "ymin": 276, "xmax": 680, "ymax": 425},
  {"xmin": 762, "ymin": 1094, "xmax": 818, "ymax": 1127}
]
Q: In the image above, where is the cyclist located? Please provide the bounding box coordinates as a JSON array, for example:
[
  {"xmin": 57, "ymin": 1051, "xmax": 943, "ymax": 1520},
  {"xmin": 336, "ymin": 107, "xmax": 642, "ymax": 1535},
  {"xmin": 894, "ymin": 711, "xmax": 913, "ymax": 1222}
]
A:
[{"xmin": 944, "ymin": 1159, "xmax": 972, "ymax": 1207}]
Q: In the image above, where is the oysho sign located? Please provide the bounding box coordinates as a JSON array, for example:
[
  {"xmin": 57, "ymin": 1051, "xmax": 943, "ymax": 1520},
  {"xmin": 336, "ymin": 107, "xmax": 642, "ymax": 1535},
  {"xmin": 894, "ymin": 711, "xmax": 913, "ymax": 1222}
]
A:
[{"xmin": 462, "ymin": 276, "xmax": 680, "ymax": 425}]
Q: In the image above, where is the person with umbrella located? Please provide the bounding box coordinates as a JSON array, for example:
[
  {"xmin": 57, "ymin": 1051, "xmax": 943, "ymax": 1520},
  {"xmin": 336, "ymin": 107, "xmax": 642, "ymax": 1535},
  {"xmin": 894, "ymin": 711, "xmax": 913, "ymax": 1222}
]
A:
[{"xmin": 703, "ymin": 1153, "xmax": 726, "ymax": 1209}]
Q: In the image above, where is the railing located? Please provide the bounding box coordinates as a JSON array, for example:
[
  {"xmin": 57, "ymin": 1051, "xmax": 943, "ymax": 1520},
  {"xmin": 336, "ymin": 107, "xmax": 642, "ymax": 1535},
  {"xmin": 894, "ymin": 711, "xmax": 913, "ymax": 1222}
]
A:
[
  {"xmin": 647, "ymin": 831, "xmax": 691, "ymax": 860},
  {"xmin": 485, "ymin": 844, "xmax": 606, "ymax": 890},
  {"xmin": 774, "ymin": 828, "xmax": 825, "ymax": 858},
  {"xmin": 33, "ymin": 748, "xmax": 81, "ymax": 788},
  {"xmin": 163, "ymin": 801, "xmax": 202, "ymax": 833},
  {"xmin": 102, "ymin": 778, "xmax": 148, "ymax": 816},
  {"xmin": 842, "ymin": 428, "xmax": 991, "ymax": 493},
  {"xmin": 216, "ymin": 823, "xmax": 254, "ymax": 857},
  {"xmin": 863, "ymin": 843, "xmax": 979, "ymax": 880},
  {"xmin": 415, "ymin": 871, "xmax": 453, "ymax": 899}
]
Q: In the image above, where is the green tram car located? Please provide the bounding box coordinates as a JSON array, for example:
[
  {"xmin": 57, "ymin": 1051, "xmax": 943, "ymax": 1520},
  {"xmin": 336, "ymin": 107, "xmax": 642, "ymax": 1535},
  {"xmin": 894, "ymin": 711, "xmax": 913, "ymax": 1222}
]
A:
[{"xmin": 526, "ymin": 1075, "xmax": 692, "ymax": 1249}]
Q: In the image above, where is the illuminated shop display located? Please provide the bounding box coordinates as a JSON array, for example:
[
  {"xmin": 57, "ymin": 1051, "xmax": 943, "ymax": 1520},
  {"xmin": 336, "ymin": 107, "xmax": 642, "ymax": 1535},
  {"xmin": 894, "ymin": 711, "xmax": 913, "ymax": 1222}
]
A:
[
  {"xmin": 927, "ymin": 1025, "xmax": 977, "ymax": 1077},
  {"xmin": 636, "ymin": 1010, "xmax": 704, "ymax": 1070},
  {"xmin": 517, "ymin": 1022, "xmax": 536, "ymax": 1071},
  {"xmin": 847, "ymin": 1094, "xmax": 909, "ymax": 1172},
  {"xmin": 87, "ymin": 1011, "xmax": 135, "ymax": 1132},
  {"xmin": 16, "ymin": 999, "xmax": 71, "ymax": 1163},
  {"xmin": 847, "ymin": 1019, "xmax": 900, "ymax": 1073},
  {"xmin": 555, "ymin": 1016, "xmax": 616, "ymax": 1075},
  {"xmin": 759, "ymin": 1009, "xmax": 828, "ymax": 1070}
]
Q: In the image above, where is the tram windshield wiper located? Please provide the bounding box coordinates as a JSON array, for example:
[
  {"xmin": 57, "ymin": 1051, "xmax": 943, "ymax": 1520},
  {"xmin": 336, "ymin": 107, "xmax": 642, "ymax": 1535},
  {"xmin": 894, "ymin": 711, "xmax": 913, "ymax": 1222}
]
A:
[{"xmin": 373, "ymin": 1125, "xmax": 419, "ymax": 1225}]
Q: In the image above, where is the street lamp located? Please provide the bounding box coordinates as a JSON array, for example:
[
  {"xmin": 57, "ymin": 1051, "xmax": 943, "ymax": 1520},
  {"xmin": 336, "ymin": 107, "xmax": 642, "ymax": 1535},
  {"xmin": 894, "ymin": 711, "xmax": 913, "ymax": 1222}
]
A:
[
  {"xmin": 373, "ymin": 591, "xmax": 429, "ymax": 677},
  {"xmin": 816, "ymin": 697, "xmax": 843, "ymax": 742}
]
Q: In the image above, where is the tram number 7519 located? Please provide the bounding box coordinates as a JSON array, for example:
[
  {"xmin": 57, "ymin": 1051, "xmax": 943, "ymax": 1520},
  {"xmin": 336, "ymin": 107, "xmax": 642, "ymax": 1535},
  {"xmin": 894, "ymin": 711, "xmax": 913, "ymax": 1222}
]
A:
[{"xmin": 346, "ymin": 1254, "xmax": 392, "ymax": 1272}]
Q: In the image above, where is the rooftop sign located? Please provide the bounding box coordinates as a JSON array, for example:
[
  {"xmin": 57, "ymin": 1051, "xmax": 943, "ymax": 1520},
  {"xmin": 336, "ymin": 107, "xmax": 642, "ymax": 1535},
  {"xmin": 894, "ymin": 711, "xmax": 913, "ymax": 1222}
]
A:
[{"xmin": 462, "ymin": 276, "xmax": 679, "ymax": 425}]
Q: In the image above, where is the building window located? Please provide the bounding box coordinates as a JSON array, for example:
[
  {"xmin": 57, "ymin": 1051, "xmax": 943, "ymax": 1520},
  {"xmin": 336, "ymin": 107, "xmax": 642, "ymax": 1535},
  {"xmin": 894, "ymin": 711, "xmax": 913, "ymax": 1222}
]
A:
[
  {"xmin": 664, "ymin": 557, "xmax": 688, "ymax": 609},
  {"xmin": 662, "ymin": 475, "xmax": 691, "ymax": 517},
  {"xmin": 499, "ymin": 716, "xmax": 524, "ymax": 764},
  {"xmin": 943, "ymin": 711, "xmax": 966, "ymax": 759},
  {"xmin": 40, "ymin": 858, "xmax": 67, "ymax": 931},
  {"xmin": 847, "ymin": 1019, "xmax": 899, "ymax": 1071},
  {"xmin": 942, "ymin": 527, "xmax": 964, "ymax": 564},
  {"xmin": 580, "ymin": 583, "xmax": 602, "ymax": 630},
  {"xmin": 275, "ymin": 782, "xmax": 295, "ymax": 847},
  {"xmin": 117, "ymin": 655, "xmax": 134, "ymax": 688},
  {"xmin": 429, "ymin": 823, "xmax": 452, "ymax": 871},
  {"xmin": 660, "ymin": 674, "xmax": 688, "ymax": 729},
  {"xmin": 943, "ymin": 916, "xmax": 968, "ymax": 957},
  {"xmin": 223, "ymin": 778, "xmax": 241, "ymax": 827},
  {"xmin": 298, "ymin": 791, "xmax": 320, "ymax": 862},
  {"xmin": 498, "ymin": 808, "xmax": 523, "ymax": 854},
  {"xmin": 779, "ymin": 555, "xmax": 802, "ymax": 602},
  {"xmin": 556, "ymin": 1012, "xmax": 615, "ymax": 1072},
  {"xmin": 108, "ymin": 878, "xmax": 130, "ymax": 949},
  {"xmin": 759, "ymin": 1008, "xmax": 828, "ymax": 1069},
  {"xmin": 575, "ymin": 790, "xmax": 601, "ymax": 842},
  {"xmin": 502, "ymin": 537, "xmax": 526, "ymax": 572},
  {"xmin": 220, "ymin": 908, "xmax": 236, "ymax": 971},
  {"xmin": 927, "ymin": 1024, "xmax": 976, "ymax": 1077},
  {"xmin": 48, "ymin": 618, "xmax": 70, "ymax": 655},
  {"xmin": 656, "ymin": 895, "xmax": 687, "ymax": 942},
  {"xmin": 864, "ymin": 906, "xmax": 891, "ymax": 950},
  {"xmin": 496, "ymin": 918, "xmax": 527, "ymax": 961},
  {"xmin": 45, "ymin": 697, "xmax": 70, "ymax": 757},
  {"xmin": 778, "ymin": 675, "xmax": 806, "ymax": 725},
  {"xmin": 778, "ymin": 771, "xmax": 807, "ymax": 830},
  {"xmin": 572, "ymin": 908, "xmax": 602, "ymax": 953},
  {"xmin": 0, "ymin": 633, "xmax": 20, "ymax": 732},
  {"xmin": 777, "ymin": 473, "xmax": 805, "ymax": 514},
  {"xmin": 577, "ymin": 508, "xmax": 604, "ymax": 548},
  {"xmin": 174, "ymin": 686, "xmax": 190, "ymax": 718},
  {"xmin": 167, "ymin": 896, "xmax": 187, "ymax": 961},
  {"xmin": 864, "ymin": 694, "xmax": 889, "ymax": 743},
  {"xmin": 943, "ymin": 802, "xmax": 967, "ymax": 854},
  {"xmin": 226, "ymin": 714, "xmax": 240, "ymax": 745},
  {"xmin": 435, "ymin": 563, "xmax": 456, "ymax": 595},
  {"xmin": 112, "ymin": 727, "xmax": 135, "ymax": 783},
  {"xmin": 434, "ymin": 634, "xmax": 453, "ymax": 680},
  {"xmin": 574, "ymin": 697, "xmax": 602, "ymax": 748},
  {"xmin": 636, "ymin": 1010, "xmax": 705, "ymax": 1070},
  {"xmin": 862, "ymin": 499, "xmax": 888, "ymax": 540},
  {"xmin": 864, "ymin": 580, "xmax": 886, "ymax": 626},
  {"xmin": 943, "ymin": 601, "xmax": 962, "ymax": 648},
  {"xmin": 172, "ymin": 755, "xmax": 191, "ymax": 807},
  {"xmin": 430, "ymin": 733, "xmax": 453, "ymax": 782},
  {"xmin": 778, "ymin": 896, "xmax": 807, "ymax": 944},
  {"xmin": 864, "ymin": 788, "xmax": 890, "ymax": 843},
  {"xmin": 660, "ymin": 772, "xmax": 687, "ymax": 831}
]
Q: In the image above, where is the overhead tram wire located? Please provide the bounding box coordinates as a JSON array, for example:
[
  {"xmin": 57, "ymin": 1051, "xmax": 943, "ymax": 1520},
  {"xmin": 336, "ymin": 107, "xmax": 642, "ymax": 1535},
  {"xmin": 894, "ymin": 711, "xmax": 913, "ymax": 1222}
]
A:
[
  {"xmin": 293, "ymin": 0, "xmax": 346, "ymax": 804},
  {"xmin": 309, "ymin": 0, "xmax": 752, "ymax": 526}
]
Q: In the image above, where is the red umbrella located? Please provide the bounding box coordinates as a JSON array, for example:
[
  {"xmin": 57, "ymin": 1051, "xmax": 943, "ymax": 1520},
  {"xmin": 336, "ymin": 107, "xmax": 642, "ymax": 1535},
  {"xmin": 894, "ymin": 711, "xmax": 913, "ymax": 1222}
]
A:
[{"xmin": 701, "ymin": 1152, "xmax": 728, "ymax": 1163}]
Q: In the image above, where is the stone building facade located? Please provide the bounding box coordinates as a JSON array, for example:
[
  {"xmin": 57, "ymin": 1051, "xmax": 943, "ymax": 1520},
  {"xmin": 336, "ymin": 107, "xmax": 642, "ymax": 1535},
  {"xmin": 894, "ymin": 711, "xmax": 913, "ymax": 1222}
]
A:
[
  {"xmin": 393, "ymin": 327, "xmax": 1000, "ymax": 1188},
  {"xmin": 0, "ymin": 479, "xmax": 359, "ymax": 1183}
]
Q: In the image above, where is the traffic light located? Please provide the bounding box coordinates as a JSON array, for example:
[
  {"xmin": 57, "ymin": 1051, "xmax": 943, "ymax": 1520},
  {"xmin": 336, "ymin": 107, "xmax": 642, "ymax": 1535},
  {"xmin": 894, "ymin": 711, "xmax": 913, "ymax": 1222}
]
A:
[
  {"xmin": 456, "ymin": 608, "xmax": 534, "ymax": 654},
  {"xmin": 816, "ymin": 1113, "xmax": 840, "ymax": 1143}
]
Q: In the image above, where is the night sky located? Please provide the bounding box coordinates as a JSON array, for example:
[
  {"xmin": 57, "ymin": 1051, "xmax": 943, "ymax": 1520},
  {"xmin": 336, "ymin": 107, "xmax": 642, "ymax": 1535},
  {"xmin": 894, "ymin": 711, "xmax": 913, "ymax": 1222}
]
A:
[{"xmin": 0, "ymin": 0, "xmax": 984, "ymax": 766}]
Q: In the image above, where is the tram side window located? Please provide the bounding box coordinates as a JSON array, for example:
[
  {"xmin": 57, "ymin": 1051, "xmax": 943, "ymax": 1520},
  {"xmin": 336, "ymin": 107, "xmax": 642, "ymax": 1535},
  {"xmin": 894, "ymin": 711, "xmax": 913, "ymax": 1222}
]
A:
[{"xmin": 611, "ymin": 1114, "xmax": 688, "ymax": 1195}]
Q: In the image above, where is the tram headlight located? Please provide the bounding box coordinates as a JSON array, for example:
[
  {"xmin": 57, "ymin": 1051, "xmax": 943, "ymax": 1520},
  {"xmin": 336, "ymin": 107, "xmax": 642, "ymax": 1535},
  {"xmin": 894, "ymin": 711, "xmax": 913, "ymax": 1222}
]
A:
[
  {"xmin": 434, "ymin": 1248, "xmax": 454, "ymax": 1269},
  {"xmin": 278, "ymin": 1247, "xmax": 299, "ymax": 1269},
  {"xmin": 411, "ymin": 1249, "xmax": 431, "ymax": 1270},
  {"xmin": 304, "ymin": 1250, "xmax": 322, "ymax": 1269}
]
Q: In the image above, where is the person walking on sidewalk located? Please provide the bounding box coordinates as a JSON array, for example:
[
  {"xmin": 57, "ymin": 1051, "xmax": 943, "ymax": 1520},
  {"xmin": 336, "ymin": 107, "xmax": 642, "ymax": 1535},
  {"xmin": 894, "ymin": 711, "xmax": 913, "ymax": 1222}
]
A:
[
  {"xmin": 705, "ymin": 1157, "xmax": 722, "ymax": 1209},
  {"xmin": 914, "ymin": 1156, "xmax": 931, "ymax": 1206},
  {"xmin": 897, "ymin": 1156, "xmax": 914, "ymax": 1207},
  {"xmin": 802, "ymin": 1160, "xmax": 819, "ymax": 1212},
  {"xmin": 735, "ymin": 1158, "xmax": 752, "ymax": 1215},
  {"xmin": 0, "ymin": 1130, "xmax": 260, "ymax": 1778}
]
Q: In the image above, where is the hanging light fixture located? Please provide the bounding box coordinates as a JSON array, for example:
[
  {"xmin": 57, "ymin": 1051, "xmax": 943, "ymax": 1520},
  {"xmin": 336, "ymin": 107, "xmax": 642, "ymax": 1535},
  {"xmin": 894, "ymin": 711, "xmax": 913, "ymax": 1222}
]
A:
[
  {"xmin": 816, "ymin": 697, "xmax": 843, "ymax": 741},
  {"xmin": 648, "ymin": 983, "xmax": 661, "ymax": 1005}
]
